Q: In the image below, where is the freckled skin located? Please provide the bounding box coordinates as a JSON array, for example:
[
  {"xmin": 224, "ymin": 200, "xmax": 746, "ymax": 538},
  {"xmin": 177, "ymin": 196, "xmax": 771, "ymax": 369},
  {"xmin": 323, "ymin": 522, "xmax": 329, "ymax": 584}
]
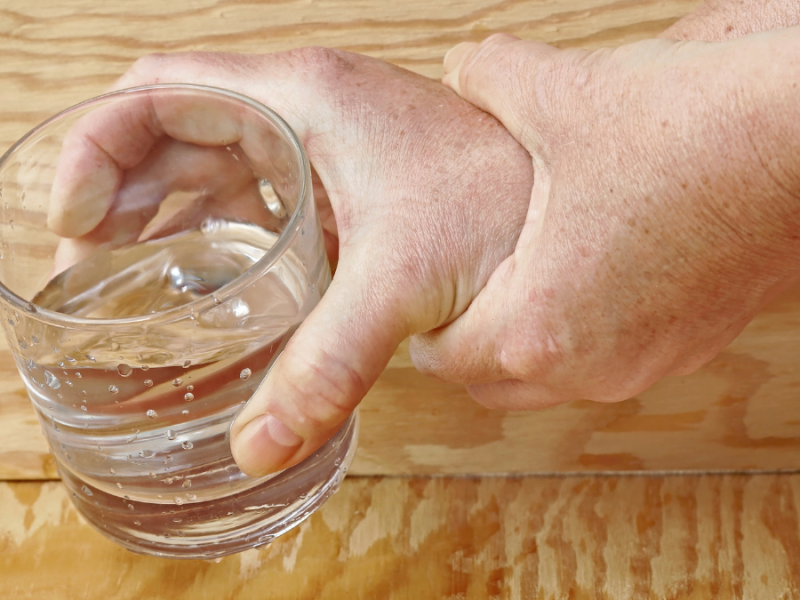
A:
[{"xmin": 410, "ymin": 14, "xmax": 800, "ymax": 410}]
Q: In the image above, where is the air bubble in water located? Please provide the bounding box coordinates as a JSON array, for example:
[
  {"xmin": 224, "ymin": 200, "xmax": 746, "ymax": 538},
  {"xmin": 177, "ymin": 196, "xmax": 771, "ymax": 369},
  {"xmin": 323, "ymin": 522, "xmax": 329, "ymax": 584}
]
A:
[
  {"xmin": 146, "ymin": 409, "xmax": 157, "ymax": 419},
  {"xmin": 184, "ymin": 393, "xmax": 194, "ymax": 402},
  {"xmin": 44, "ymin": 371, "xmax": 60, "ymax": 389},
  {"xmin": 108, "ymin": 385, "xmax": 119, "ymax": 394},
  {"xmin": 172, "ymin": 379, "xmax": 182, "ymax": 387},
  {"xmin": 144, "ymin": 379, "xmax": 153, "ymax": 388},
  {"xmin": 239, "ymin": 368, "xmax": 251, "ymax": 380},
  {"xmin": 117, "ymin": 364, "xmax": 132, "ymax": 377},
  {"xmin": 166, "ymin": 429, "xmax": 177, "ymax": 440},
  {"xmin": 181, "ymin": 441, "xmax": 193, "ymax": 450}
]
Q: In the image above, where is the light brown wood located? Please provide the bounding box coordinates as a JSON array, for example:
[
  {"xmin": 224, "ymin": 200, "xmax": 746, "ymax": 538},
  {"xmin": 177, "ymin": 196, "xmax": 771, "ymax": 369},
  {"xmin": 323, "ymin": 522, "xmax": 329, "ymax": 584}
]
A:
[
  {"xmin": 2, "ymin": 474, "xmax": 800, "ymax": 599},
  {"xmin": 7, "ymin": 0, "xmax": 800, "ymax": 481}
]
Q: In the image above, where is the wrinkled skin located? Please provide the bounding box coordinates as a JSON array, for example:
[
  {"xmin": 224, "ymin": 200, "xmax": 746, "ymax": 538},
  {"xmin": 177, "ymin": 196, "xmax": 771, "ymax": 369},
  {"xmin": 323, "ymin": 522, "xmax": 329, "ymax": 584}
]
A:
[
  {"xmin": 410, "ymin": 26, "xmax": 800, "ymax": 409},
  {"xmin": 48, "ymin": 50, "xmax": 533, "ymax": 475}
]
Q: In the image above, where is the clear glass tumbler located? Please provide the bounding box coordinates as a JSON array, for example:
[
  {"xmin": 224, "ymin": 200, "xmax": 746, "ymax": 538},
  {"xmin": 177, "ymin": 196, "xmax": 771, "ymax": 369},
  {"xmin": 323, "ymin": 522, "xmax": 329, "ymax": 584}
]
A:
[{"xmin": 0, "ymin": 84, "xmax": 357, "ymax": 559}]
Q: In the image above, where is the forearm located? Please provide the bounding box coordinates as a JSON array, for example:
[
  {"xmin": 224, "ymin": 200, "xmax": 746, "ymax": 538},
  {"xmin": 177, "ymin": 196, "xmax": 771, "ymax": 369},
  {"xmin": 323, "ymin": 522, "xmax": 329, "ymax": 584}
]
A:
[{"xmin": 661, "ymin": 0, "xmax": 800, "ymax": 40}]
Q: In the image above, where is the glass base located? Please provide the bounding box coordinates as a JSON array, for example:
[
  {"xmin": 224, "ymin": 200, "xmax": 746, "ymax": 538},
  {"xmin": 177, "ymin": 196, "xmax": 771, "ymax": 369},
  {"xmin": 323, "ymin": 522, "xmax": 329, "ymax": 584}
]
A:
[{"xmin": 58, "ymin": 413, "xmax": 358, "ymax": 559}]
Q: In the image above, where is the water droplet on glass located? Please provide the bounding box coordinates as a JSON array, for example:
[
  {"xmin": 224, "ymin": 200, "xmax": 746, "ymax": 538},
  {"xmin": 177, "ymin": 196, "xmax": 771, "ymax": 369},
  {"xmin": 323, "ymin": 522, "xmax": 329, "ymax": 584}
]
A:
[
  {"xmin": 128, "ymin": 504, "xmax": 135, "ymax": 511},
  {"xmin": 65, "ymin": 379, "xmax": 73, "ymax": 387},
  {"xmin": 186, "ymin": 385, "xmax": 194, "ymax": 392},
  {"xmin": 184, "ymin": 393, "xmax": 194, "ymax": 402},
  {"xmin": 149, "ymin": 472, "xmax": 157, "ymax": 478},
  {"xmin": 181, "ymin": 409, "xmax": 189, "ymax": 415},
  {"xmin": 75, "ymin": 372, "xmax": 82, "ymax": 378},
  {"xmin": 146, "ymin": 409, "xmax": 157, "ymax": 419},
  {"xmin": 166, "ymin": 429, "xmax": 177, "ymax": 440},
  {"xmin": 174, "ymin": 497, "xmax": 184, "ymax": 505},
  {"xmin": 186, "ymin": 494, "xmax": 197, "ymax": 501},
  {"xmin": 172, "ymin": 379, "xmax": 182, "ymax": 387},
  {"xmin": 138, "ymin": 449, "xmax": 155, "ymax": 458},
  {"xmin": 133, "ymin": 520, "xmax": 141, "ymax": 526},
  {"xmin": 140, "ymin": 364, "xmax": 150, "ymax": 371},
  {"xmin": 116, "ymin": 482, "xmax": 123, "ymax": 489},
  {"xmin": 232, "ymin": 299, "xmax": 249, "ymax": 318},
  {"xmin": 117, "ymin": 364, "xmax": 132, "ymax": 377},
  {"xmin": 44, "ymin": 371, "xmax": 60, "ymax": 389},
  {"xmin": 23, "ymin": 302, "xmax": 36, "ymax": 313},
  {"xmin": 181, "ymin": 441, "xmax": 193, "ymax": 450},
  {"xmin": 18, "ymin": 340, "xmax": 27, "ymax": 350},
  {"xmin": 80, "ymin": 405, "xmax": 87, "ymax": 412},
  {"xmin": 182, "ymin": 360, "xmax": 191, "ymax": 369},
  {"xmin": 87, "ymin": 355, "xmax": 96, "ymax": 362},
  {"xmin": 57, "ymin": 361, "xmax": 65, "ymax": 368},
  {"xmin": 66, "ymin": 355, "xmax": 76, "ymax": 363},
  {"xmin": 173, "ymin": 518, "xmax": 183, "ymax": 523},
  {"xmin": 144, "ymin": 379, "xmax": 153, "ymax": 388},
  {"xmin": 81, "ymin": 485, "xmax": 93, "ymax": 496},
  {"xmin": 213, "ymin": 295, "xmax": 222, "ymax": 306},
  {"xmin": 181, "ymin": 479, "xmax": 192, "ymax": 488},
  {"xmin": 108, "ymin": 385, "xmax": 119, "ymax": 394},
  {"xmin": 239, "ymin": 368, "xmax": 251, "ymax": 380}
]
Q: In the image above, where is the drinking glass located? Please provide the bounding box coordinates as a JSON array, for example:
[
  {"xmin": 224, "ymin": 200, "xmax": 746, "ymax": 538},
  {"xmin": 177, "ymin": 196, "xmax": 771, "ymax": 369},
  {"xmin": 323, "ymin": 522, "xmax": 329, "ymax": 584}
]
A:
[{"xmin": 0, "ymin": 84, "xmax": 358, "ymax": 559}]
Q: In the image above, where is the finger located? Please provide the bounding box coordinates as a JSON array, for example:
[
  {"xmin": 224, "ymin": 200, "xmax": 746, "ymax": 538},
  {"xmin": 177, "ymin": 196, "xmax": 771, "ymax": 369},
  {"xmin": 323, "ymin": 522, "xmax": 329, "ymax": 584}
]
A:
[
  {"xmin": 442, "ymin": 34, "xmax": 558, "ymax": 149},
  {"xmin": 229, "ymin": 252, "xmax": 411, "ymax": 476},
  {"xmin": 49, "ymin": 52, "xmax": 320, "ymax": 239},
  {"xmin": 50, "ymin": 139, "xmax": 280, "ymax": 275}
]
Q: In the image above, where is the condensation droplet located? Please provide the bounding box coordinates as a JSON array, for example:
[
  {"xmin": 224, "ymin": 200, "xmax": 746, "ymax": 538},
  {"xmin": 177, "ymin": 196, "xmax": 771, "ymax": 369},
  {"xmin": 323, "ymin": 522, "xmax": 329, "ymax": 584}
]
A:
[
  {"xmin": 172, "ymin": 379, "xmax": 182, "ymax": 387},
  {"xmin": 128, "ymin": 504, "xmax": 135, "ymax": 511},
  {"xmin": 146, "ymin": 409, "xmax": 157, "ymax": 419},
  {"xmin": 166, "ymin": 429, "xmax": 177, "ymax": 440},
  {"xmin": 184, "ymin": 393, "xmax": 194, "ymax": 402},
  {"xmin": 174, "ymin": 497, "xmax": 184, "ymax": 505},
  {"xmin": 181, "ymin": 409, "xmax": 189, "ymax": 415},
  {"xmin": 239, "ymin": 368, "xmax": 251, "ymax": 380},
  {"xmin": 141, "ymin": 364, "xmax": 150, "ymax": 371},
  {"xmin": 31, "ymin": 335, "xmax": 39, "ymax": 344},
  {"xmin": 81, "ymin": 485, "xmax": 93, "ymax": 496},
  {"xmin": 173, "ymin": 518, "xmax": 183, "ymax": 523},
  {"xmin": 116, "ymin": 482, "xmax": 123, "ymax": 489},
  {"xmin": 117, "ymin": 364, "xmax": 132, "ymax": 377},
  {"xmin": 182, "ymin": 360, "xmax": 191, "ymax": 368},
  {"xmin": 181, "ymin": 441, "xmax": 193, "ymax": 450},
  {"xmin": 80, "ymin": 405, "xmax": 87, "ymax": 412},
  {"xmin": 44, "ymin": 371, "xmax": 60, "ymax": 389},
  {"xmin": 186, "ymin": 385, "xmax": 194, "ymax": 392},
  {"xmin": 149, "ymin": 472, "xmax": 157, "ymax": 478},
  {"xmin": 181, "ymin": 479, "xmax": 192, "ymax": 488},
  {"xmin": 23, "ymin": 302, "xmax": 36, "ymax": 313},
  {"xmin": 108, "ymin": 385, "xmax": 119, "ymax": 394},
  {"xmin": 75, "ymin": 372, "xmax": 82, "ymax": 378},
  {"xmin": 213, "ymin": 295, "xmax": 222, "ymax": 306},
  {"xmin": 133, "ymin": 520, "xmax": 141, "ymax": 526},
  {"xmin": 144, "ymin": 379, "xmax": 153, "ymax": 387},
  {"xmin": 258, "ymin": 534, "xmax": 275, "ymax": 543},
  {"xmin": 186, "ymin": 494, "xmax": 197, "ymax": 501},
  {"xmin": 109, "ymin": 468, "xmax": 116, "ymax": 474}
]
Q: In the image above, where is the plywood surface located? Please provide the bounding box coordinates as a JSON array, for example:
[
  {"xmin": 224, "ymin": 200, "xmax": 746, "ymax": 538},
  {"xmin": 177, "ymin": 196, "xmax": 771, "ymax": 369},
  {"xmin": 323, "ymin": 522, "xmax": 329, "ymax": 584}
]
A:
[
  {"xmin": 5, "ymin": 0, "xmax": 800, "ymax": 481},
  {"xmin": 2, "ymin": 473, "xmax": 800, "ymax": 599}
]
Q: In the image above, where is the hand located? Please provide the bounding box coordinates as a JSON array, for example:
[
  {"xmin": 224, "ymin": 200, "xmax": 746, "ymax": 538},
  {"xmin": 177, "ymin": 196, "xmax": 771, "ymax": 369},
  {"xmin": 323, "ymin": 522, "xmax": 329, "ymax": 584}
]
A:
[
  {"xmin": 410, "ymin": 29, "xmax": 800, "ymax": 409},
  {"xmin": 50, "ymin": 49, "xmax": 533, "ymax": 475}
]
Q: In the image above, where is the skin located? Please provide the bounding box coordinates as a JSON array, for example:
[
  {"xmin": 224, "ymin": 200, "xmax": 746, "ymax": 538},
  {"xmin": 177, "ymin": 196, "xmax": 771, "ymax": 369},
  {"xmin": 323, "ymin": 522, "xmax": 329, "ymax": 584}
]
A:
[{"xmin": 48, "ymin": 1, "xmax": 800, "ymax": 476}]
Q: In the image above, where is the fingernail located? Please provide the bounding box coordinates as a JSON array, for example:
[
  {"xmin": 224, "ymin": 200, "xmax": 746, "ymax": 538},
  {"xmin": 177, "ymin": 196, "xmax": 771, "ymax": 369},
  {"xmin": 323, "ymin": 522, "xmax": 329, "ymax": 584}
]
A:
[
  {"xmin": 444, "ymin": 42, "xmax": 477, "ymax": 75},
  {"xmin": 233, "ymin": 414, "xmax": 303, "ymax": 477}
]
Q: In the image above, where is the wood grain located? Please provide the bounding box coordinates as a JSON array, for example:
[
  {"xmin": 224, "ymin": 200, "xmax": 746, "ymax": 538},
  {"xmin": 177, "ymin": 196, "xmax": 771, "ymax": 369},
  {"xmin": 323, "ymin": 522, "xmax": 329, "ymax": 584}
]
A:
[
  {"xmin": 2, "ymin": 474, "xmax": 800, "ymax": 599},
  {"xmin": 7, "ymin": 0, "xmax": 800, "ymax": 481}
]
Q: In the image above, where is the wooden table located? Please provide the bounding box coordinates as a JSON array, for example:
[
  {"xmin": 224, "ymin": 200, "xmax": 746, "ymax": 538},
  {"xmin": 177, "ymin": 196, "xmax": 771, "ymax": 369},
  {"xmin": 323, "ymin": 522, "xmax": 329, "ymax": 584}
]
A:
[{"xmin": 2, "ymin": 1, "xmax": 800, "ymax": 597}]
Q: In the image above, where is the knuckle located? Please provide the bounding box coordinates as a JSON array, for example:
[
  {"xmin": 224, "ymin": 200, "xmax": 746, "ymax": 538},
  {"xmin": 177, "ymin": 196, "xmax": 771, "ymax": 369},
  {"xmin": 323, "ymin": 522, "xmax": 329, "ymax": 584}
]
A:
[
  {"xmin": 282, "ymin": 346, "xmax": 365, "ymax": 429},
  {"xmin": 289, "ymin": 46, "xmax": 357, "ymax": 81}
]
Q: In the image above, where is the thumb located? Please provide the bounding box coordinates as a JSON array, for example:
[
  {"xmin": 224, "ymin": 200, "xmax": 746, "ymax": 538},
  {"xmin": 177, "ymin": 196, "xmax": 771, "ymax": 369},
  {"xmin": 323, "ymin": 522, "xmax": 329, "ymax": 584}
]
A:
[
  {"xmin": 230, "ymin": 256, "xmax": 410, "ymax": 477},
  {"xmin": 442, "ymin": 34, "xmax": 558, "ymax": 151}
]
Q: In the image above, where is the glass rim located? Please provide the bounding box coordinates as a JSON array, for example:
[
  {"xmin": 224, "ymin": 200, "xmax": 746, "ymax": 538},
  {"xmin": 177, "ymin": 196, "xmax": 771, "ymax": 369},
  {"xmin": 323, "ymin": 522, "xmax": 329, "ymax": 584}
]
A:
[{"xmin": 0, "ymin": 83, "xmax": 312, "ymax": 328}]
